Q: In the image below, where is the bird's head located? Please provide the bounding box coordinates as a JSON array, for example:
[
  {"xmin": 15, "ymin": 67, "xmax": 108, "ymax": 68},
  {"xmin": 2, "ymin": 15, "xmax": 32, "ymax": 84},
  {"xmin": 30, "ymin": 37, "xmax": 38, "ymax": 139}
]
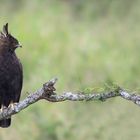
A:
[{"xmin": 0, "ymin": 23, "xmax": 22, "ymax": 52}]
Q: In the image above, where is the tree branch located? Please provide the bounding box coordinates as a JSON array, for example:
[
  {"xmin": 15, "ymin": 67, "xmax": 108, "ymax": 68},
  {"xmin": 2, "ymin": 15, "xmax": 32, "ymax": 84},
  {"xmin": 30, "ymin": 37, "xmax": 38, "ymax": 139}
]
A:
[{"xmin": 0, "ymin": 78, "xmax": 140, "ymax": 120}]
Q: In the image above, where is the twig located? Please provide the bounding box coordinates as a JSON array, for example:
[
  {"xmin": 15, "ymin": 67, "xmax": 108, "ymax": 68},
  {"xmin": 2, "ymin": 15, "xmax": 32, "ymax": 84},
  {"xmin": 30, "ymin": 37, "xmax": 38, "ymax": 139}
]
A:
[{"xmin": 0, "ymin": 78, "xmax": 140, "ymax": 120}]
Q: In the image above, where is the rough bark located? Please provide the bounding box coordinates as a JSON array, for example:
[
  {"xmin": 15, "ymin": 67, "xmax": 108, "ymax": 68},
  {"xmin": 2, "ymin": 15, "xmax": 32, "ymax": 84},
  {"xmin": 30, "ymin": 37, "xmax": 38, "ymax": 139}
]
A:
[{"xmin": 0, "ymin": 78, "xmax": 140, "ymax": 120}]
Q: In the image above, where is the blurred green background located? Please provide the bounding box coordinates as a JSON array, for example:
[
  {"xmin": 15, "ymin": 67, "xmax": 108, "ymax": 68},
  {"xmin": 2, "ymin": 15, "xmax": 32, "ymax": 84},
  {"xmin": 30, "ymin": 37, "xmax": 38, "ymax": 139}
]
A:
[{"xmin": 0, "ymin": 0, "xmax": 140, "ymax": 139}]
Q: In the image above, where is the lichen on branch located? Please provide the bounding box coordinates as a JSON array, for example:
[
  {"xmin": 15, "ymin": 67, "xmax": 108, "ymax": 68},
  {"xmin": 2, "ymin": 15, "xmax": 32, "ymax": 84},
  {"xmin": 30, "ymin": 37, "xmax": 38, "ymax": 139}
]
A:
[{"xmin": 0, "ymin": 78, "xmax": 140, "ymax": 120}]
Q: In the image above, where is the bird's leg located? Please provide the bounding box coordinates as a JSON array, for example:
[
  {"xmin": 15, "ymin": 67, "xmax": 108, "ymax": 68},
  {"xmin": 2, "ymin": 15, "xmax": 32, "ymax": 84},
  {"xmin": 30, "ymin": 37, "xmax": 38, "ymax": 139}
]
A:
[
  {"xmin": 8, "ymin": 101, "xmax": 15, "ymax": 110},
  {"xmin": 0, "ymin": 105, "xmax": 4, "ymax": 113},
  {"xmin": 9, "ymin": 101, "xmax": 19, "ymax": 113},
  {"xmin": 8, "ymin": 101, "xmax": 19, "ymax": 112},
  {"xmin": 0, "ymin": 105, "xmax": 7, "ymax": 113}
]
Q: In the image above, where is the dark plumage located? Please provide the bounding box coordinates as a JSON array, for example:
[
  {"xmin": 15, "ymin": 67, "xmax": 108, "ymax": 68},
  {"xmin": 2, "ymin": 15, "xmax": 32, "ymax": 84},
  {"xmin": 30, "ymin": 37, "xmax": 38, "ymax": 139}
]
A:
[{"xmin": 0, "ymin": 23, "xmax": 23, "ymax": 128}]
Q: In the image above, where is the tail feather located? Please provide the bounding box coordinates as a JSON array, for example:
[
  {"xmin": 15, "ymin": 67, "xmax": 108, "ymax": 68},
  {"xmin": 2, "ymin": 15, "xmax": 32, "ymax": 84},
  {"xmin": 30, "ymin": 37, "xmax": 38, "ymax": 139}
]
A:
[{"xmin": 0, "ymin": 118, "xmax": 11, "ymax": 128}]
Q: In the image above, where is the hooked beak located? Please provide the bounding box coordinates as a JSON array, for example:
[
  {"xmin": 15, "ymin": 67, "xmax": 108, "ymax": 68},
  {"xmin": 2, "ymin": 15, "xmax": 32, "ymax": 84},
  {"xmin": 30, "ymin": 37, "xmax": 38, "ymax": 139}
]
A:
[{"xmin": 16, "ymin": 43, "xmax": 22, "ymax": 48}]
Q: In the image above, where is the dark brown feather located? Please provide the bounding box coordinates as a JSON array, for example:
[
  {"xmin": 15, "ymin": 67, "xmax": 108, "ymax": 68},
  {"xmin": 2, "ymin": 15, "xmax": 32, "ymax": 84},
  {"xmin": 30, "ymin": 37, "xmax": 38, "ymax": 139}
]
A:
[
  {"xmin": 0, "ymin": 23, "xmax": 23, "ymax": 128},
  {"xmin": 3, "ymin": 23, "xmax": 8, "ymax": 36}
]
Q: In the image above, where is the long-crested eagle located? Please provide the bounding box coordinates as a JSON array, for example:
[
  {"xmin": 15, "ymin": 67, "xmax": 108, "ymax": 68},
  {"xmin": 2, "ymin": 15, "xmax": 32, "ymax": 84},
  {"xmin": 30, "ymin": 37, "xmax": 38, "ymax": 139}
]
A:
[{"xmin": 0, "ymin": 23, "xmax": 23, "ymax": 128}]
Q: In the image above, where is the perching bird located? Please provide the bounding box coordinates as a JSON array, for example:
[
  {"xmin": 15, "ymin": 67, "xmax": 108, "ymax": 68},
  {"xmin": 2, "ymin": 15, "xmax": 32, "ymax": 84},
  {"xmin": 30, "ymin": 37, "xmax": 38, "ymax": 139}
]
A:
[{"xmin": 0, "ymin": 23, "xmax": 23, "ymax": 128}]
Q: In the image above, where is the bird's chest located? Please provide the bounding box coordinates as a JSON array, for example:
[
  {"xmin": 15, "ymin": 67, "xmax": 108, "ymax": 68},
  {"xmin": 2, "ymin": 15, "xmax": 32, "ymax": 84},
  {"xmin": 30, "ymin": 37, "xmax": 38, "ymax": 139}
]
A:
[{"xmin": 0, "ymin": 53, "xmax": 21, "ymax": 78}]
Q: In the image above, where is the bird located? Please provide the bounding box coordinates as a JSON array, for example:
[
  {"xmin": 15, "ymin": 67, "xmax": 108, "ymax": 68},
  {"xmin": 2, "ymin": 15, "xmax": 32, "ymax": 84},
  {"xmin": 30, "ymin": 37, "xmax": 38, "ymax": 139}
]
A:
[{"xmin": 0, "ymin": 23, "xmax": 23, "ymax": 128}]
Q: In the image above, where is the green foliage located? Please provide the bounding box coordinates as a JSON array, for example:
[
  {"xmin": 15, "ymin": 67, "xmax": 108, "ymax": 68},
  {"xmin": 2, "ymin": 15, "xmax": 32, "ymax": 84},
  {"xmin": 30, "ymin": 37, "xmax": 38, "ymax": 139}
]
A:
[{"xmin": 0, "ymin": 0, "xmax": 140, "ymax": 140}]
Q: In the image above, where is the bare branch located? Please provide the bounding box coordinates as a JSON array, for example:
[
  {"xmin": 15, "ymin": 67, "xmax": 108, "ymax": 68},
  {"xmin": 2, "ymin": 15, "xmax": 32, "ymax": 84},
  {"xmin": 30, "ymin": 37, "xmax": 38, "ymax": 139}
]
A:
[
  {"xmin": 0, "ymin": 78, "xmax": 140, "ymax": 120},
  {"xmin": 120, "ymin": 90, "xmax": 140, "ymax": 106}
]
